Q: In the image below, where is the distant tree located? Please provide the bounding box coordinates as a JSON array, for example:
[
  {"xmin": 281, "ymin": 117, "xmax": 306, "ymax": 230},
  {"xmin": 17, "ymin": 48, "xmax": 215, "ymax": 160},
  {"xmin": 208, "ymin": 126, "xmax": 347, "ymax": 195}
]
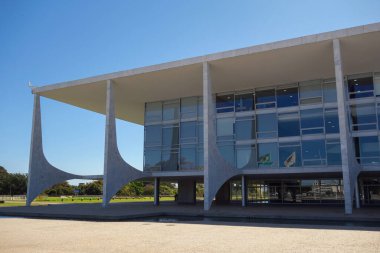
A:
[
  {"xmin": 81, "ymin": 180, "xmax": 102, "ymax": 195},
  {"xmin": 160, "ymin": 182, "xmax": 177, "ymax": 196},
  {"xmin": 0, "ymin": 166, "xmax": 7, "ymax": 174},
  {"xmin": 0, "ymin": 167, "xmax": 27, "ymax": 195},
  {"xmin": 44, "ymin": 182, "xmax": 74, "ymax": 196}
]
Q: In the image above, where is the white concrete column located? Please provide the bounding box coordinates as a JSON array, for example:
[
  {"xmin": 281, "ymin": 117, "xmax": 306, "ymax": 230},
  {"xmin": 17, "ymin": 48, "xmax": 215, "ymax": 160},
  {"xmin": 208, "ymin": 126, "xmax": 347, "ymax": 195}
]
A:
[
  {"xmin": 203, "ymin": 62, "xmax": 213, "ymax": 210},
  {"xmin": 102, "ymin": 80, "xmax": 145, "ymax": 207},
  {"xmin": 333, "ymin": 39, "xmax": 354, "ymax": 214},
  {"xmin": 154, "ymin": 178, "xmax": 160, "ymax": 206},
  {"xmin": 242, "ymin": 175, "xmax": 247, "ymax": 207}
]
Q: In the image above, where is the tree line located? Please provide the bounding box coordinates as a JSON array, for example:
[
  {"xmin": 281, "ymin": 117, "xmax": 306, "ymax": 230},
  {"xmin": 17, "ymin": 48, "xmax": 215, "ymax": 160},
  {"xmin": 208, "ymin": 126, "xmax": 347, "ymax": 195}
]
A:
[{"xmin": 0, "ymin": 166, "xmax": 178, "ymax": 197}]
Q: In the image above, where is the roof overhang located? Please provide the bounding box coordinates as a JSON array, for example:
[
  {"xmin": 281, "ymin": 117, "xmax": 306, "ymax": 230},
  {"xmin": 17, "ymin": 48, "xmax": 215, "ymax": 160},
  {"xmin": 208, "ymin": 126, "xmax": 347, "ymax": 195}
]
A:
[{"xmin": 33, "ymin": 23, "xmax": 380, "ymax": 125}]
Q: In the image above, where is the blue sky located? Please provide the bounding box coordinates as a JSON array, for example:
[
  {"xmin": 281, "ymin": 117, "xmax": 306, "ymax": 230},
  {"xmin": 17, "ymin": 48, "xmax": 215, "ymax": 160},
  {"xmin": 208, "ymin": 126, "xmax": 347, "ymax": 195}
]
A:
[{"xmin": 1, "ymin": 0, "xmax": 380, "ymax": 176}]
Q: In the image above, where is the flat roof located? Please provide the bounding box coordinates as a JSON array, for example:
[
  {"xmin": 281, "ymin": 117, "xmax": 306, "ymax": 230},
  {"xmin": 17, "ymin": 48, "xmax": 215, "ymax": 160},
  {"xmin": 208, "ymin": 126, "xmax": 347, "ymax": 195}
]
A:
[{"xmin": 33, "ymin": 22, "xmax": 380, "ymax": 125}]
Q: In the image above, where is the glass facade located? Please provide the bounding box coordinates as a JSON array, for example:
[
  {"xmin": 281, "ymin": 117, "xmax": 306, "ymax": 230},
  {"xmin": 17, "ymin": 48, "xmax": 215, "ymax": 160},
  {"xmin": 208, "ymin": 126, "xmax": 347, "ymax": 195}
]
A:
[{"xmin": 143, "ymin": 73, "xmax": 380, "ymax": 171}]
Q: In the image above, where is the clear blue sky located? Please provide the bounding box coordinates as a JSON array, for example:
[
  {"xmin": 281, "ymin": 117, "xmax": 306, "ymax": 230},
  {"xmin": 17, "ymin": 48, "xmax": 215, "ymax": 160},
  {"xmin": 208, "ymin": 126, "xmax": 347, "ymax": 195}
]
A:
[{"xmin": 1, "ymin": 0, "xmax": 380, "ymax": 176}]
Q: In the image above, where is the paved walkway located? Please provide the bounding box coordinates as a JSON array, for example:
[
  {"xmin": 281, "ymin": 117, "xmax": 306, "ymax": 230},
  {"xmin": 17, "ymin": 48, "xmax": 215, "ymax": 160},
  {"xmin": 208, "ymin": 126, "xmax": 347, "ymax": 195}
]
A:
[
  {"xmin": 0, "ymin": 217, "xmax": 379, "ymax": 253},
  {"xmin": 1, "ymin": 202, "xmax": 380, "ymax": 222}
]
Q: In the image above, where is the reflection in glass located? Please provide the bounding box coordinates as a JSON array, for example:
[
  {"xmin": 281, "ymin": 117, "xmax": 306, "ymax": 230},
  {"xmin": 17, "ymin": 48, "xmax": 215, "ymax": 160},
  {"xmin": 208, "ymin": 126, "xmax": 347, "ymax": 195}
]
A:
[
  {"xmin": 354, "ymin": 136, "xmax": 380, "ymax": 164},
  {"xmin": 180, "ymin": 121, "xmax": 197, "ymax": 143},
  {"xmin": 144, "ymin": 149, "xmax": 161, "ymax": 171},
  {"xmin": 301, "ymin": 108, "xmax": 324, "ymax": 135},
  {"xmin": 257, "ymin": 113, "xmax": 277, "ymax": 138},
  {"xmin": 145, "ymin": 102, "xmax": 162, "ymax": 123},
  {"xmin": 300, "ymin": 80, "xmax": 322, "ymax": 104},
  {"xmin": 218, "ymin": 142, "xmax": 235, "ymax": 166},
  {"xmin": 163, "ymin": 100, "xmax": 180, "ymax": 121},
  {"xmin": 180, "ymin": 145, "xmax": 196, "ymax": 170},
  {"xmin": 236, "ymin": 145, "xmax": 256, "ymax": 169},
  {"xmin": 350, "ymin": 104, "xmax": 377, "ymax": 131},
  {"xmin": 216, "ymin": 94, "xmax": 234, "ymax": 113},
  {"xmin": 326, "ymin": 140, "xmax": 342, "ymax": 165},
  {"xmin": 324, "ymin": 108, "xmax": 339, "ymax": 134},
  {"xmin": 181, "ymin": 97, "xmax": 197, "ymax": 119},
  {"xmin": 348, "ymin": 76, "xmax": 374, "ymax": 99},
  {"xmin": 235, "ymin": 93, "xmax": 254, "ymax": 112},
  {"xmin": 323, "ymin": 81, "xmax": 337, "ymax": 103},
  {"xmin": 217, "ymin": 117, "xmax": 234, "ymax": 140},
  {"xmin": 257, "ymin": 143, "xmax": 278, "ymax": 168},
  {"xmin": 235, "ymin": 117, "xmax": 255, "ymax": 140},
  {"xmin": 161, "ymin": 150, "xmax": 178, "ymax": 171},
  {"xmin": 278, "ymin": 112, "xmax": 300, "ymax": 137},
  {"xmin": 162, "ymin": 124, "xmax": 179, "ymax": 149},
  {"xmin": 279, "ymin": 142, "xmax": 301, "ymax": 167},
  {"xmin": 276, "ymin": 86, "xmax": 299, "ymax": 108},
  {"xmin": 302, "ymin": 139, "xmax": 326, "ymax": 166},
  {"xmin": 255, "ymin": 89, "xmax": 275, "ymax": 109},
  {"xmin": 145, "ymin": 125, "xmax": 162, "ymax": 146}
]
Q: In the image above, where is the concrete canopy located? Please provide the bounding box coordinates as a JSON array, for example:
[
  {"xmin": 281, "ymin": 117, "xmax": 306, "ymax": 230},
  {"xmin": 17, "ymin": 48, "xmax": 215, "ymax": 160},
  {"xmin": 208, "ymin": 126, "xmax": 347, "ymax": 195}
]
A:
[{"xmin": 33, "ymin": 23, "xmax": 380, "ymax": 125}]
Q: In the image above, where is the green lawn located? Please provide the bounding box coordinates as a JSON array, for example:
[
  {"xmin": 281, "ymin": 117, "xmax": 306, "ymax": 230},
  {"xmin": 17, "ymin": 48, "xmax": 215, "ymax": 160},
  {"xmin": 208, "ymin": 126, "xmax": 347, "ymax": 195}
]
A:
[{"xmin": 0, "ymin": 196, "xmax": 175, "ymax": 207}]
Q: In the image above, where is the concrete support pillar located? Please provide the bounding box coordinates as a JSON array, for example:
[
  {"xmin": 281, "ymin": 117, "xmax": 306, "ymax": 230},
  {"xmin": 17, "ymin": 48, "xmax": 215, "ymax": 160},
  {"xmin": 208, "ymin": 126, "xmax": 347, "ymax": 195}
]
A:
[
  {"xmin": 177, "ymin": 179, "xmax": 196, "ymax": 204},
  {"xmin": 355, "ymin": 179, "xmax": 360, "ymax": 209},
  {"xmin": 333, "ymin": 39, "xmax": 356, "ymax": 214},
  {"xmin": 154, "ymin": 178, "xmax": 160, "ymax": 206},
  {"xmin": 242, "ymin": 175, "xmax": 247, "ymax": 207},
  {"xmin": 102, "ymin": 80, "xmax": 145, "ymax": 207}
]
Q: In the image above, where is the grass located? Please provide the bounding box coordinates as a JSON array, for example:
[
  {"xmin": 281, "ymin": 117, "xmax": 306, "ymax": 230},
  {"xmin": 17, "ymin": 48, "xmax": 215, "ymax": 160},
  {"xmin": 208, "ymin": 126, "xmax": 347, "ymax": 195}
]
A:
[{"xmin": 0, "ymin": 196, "xmax": 175, "ymax": 207}]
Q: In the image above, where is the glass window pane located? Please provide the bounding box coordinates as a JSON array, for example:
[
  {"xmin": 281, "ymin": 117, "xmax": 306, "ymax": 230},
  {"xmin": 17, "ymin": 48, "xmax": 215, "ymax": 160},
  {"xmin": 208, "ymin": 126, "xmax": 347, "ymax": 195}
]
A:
[
  {"xmin": 197, "ymin": 148, "xmax": 204, "ymax": 170},
  {"xmin": 323, "ymin": 81, "xmax": 337, "ymax": 103},
  {"xmin": 198, "ymin": 124, "xmax": 204, "ymax": 143},
  {"xmin": 180, "ymin": 121, "xmax": 197, "ymax": 143},
  {"xmin": 276, "ymin": 86, "xmax": 299, "ymax": 108},
  {"xmin": 180, "ymin": 145, "xmax": 196, "ymax": 170},
  {"xmin": 144, "ymin": 149, "xmax": 161, "ymax": 171},
  {"xmin": 302, "ymin": 139, "xmax": 326, "ymax": 166},
  {"xmin": 236, "ymin": 145, "xmax": 256, "ymax": 169},
  {"xmin": 216, "ymin": 94, "xmax": 234, "ymax": 113},
  {"xmin": 257, "ymin": 143, "xmax": 278, "ymax": 168},
  {"xmin": 235, "ymin": 93, "xmax": 254, "ymax": 112},
  {"xmin": 278, "ymin": 112, "xmax": 300, "ymax": 137},
  {"xmin": 163, "ymin": 100, "xmax": 179, "ymax": 121},
  {"xmin": 255, "ymin": 89, "xmax": 275, "ymax": 109},
  {"xmin": 257, "ymin": 113, "xmax": 277, "ymax": 138},
  {"xmin": 217, "ymin": 118, "xmax": 234, "ymax": 140},
  {"xmin": 181, "ymin": 97, "xmax": 197, "ymax": 119},
  {"xmin": 326, "ymin": 142, "xmax": 342, "ymax": 165},
  {"xmin": 301, "ymin": 108, "xmax": 324, "ymax": 135},
  {"xmin": 300, "ymin": 80, "xmax": 322, "ymax": 104},
  {"xmin": 235, "ymin": 117, "xmax": 255, "ymax": 140},
  {"xmin": 375, "ymin": 73, "xmax": 380, "ymax": 97},
  {"xmin": 197, "ymin": 97, "xmax": 203, "ymax": 120},
  {"xmin": 350, "ymin": 104, "xmax": 377, "ymax": 131},
  {"xmin": 145, "ymin": 102, "xmax": 162, "ymax": 123},
  {"xmin": 348, "ymin": 76, "xmax": 374, "ymax": 99},
  {"xmin": 161, "ymin": 150, "xmax": 178, "ymax": 171},
  {"xmin": 354, "ymin": 136, "xmax": 380, "ymax": 164},
  {"xmin": 218, "ymin": 142, "xmax": 235, "ymax": 166},
  {"xmin": 279, "ymin": 144, "xmax": 301, "ymax": 167},
  {"xmin": 145, "ymin": 125, "xmax": 162, "ymax": 146},
  {"xmin": 325, "ymin": 108, "xmax": 340, "ymax": 134},
  {"xmin": 162, "ymin": 124, "xmax": 179, "ymax": 148}
]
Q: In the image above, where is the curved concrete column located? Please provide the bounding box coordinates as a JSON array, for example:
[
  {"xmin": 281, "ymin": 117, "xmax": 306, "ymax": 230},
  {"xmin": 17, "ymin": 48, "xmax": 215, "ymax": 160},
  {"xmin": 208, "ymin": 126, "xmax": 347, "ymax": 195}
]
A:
[
  {"xmin": 333, "ymin": 39, "xmax": 361, "ymax": 214},
  {"xmin": 203, "ymin": 62, "xmax": 239, "ymax": 211},
  {"xmin": 102, "ymin": 80, "xmax": 147, "ymax": 207},
  {"xmin": 26, "ymin": 95, "xmax": 102, "ymax": 206}
]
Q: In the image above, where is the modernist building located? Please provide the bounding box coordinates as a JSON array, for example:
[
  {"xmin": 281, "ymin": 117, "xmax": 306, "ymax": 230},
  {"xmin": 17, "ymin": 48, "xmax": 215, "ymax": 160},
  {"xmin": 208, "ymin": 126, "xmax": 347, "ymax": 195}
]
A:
[{"xmin": 27, "ymin": 23, "xmax": 380, "ymax": 214}]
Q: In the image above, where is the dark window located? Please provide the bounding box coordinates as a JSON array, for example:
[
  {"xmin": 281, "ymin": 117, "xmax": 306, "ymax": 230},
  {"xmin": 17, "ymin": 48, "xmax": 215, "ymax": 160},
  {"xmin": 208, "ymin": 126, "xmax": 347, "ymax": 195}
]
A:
[
  {"xmin": 180, "ymin": 121, "xmax": 197, "ymax": 143},
  {"xmin": 325, "ymin": 108, "xmax": 340, "ymax": 134},
  {"xmin": 302, "ymin": 139, "xmax": 326, "ymax": 166},
  {"xmin": 162, "ymin": 124, "xmax": 179, "ymax": 149},
  {"xmin": 218, "ymin": 141, "xmax": 235, "ymax": 166},
  {"xmin": 236, "ymin": 145, "xmax": 256, "ymax": 169},
  {"xmin": 161, "ymin": 150, "xmax": 179, "ymax": 171},
  {"xmin": 348, "ymin": 76, "xmax": 374, "ymax": 99},
  {"xmin": 180, "ymin": 145, "xmax": 196, "ymax": 170},
  {"xmin": 276, "ymin": 87, "xmax": 299, "ymax": 108},
  {"xmin": 181, "ymin": 97, "xmax": 197, "ymax": 119},
  {"xmin": 278, "ymin": 112, "xmax": 300, "ymax": 137},
  {"xmin": 216, "ymin": 94, "xmax": 234, "ymax": 113},
  {"xmin": 257, "ymin": 142, "xmax": 278, "ymax": 168},
  {"xmin": 257, "ymin": 113, "xmax": 277, "ymax": 138},
  {"xmin": 354, "ymin": 136, "xmax": 380, "ymax": 164},
  {"xmin": 255, "ymin": 89, "xmax": 276, "ymax": 109},
  {"xmin": 145, "ymin": 102, "xmax": 162, "ymax": 123},
  {"xmin": 301, "ymin": 108, "xmax": 324, "ymax": 135},
  {"xmin": 279, "ymin": 142, "xmax": 301, "ymax": 167},
  {"xmin": 326, "ymin": 140, "xmax": 342, "ymax": 165},
  {"xmin": 350, "ymin": 104, "xmax": 377, "ymax": 131},
  {"xmin": 163, "ymin": 100, "xmax": 180, "ymax": 121},
  {"xmin": 144, "ymin": 149, "xmax": 161, "ymax": 171}
]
